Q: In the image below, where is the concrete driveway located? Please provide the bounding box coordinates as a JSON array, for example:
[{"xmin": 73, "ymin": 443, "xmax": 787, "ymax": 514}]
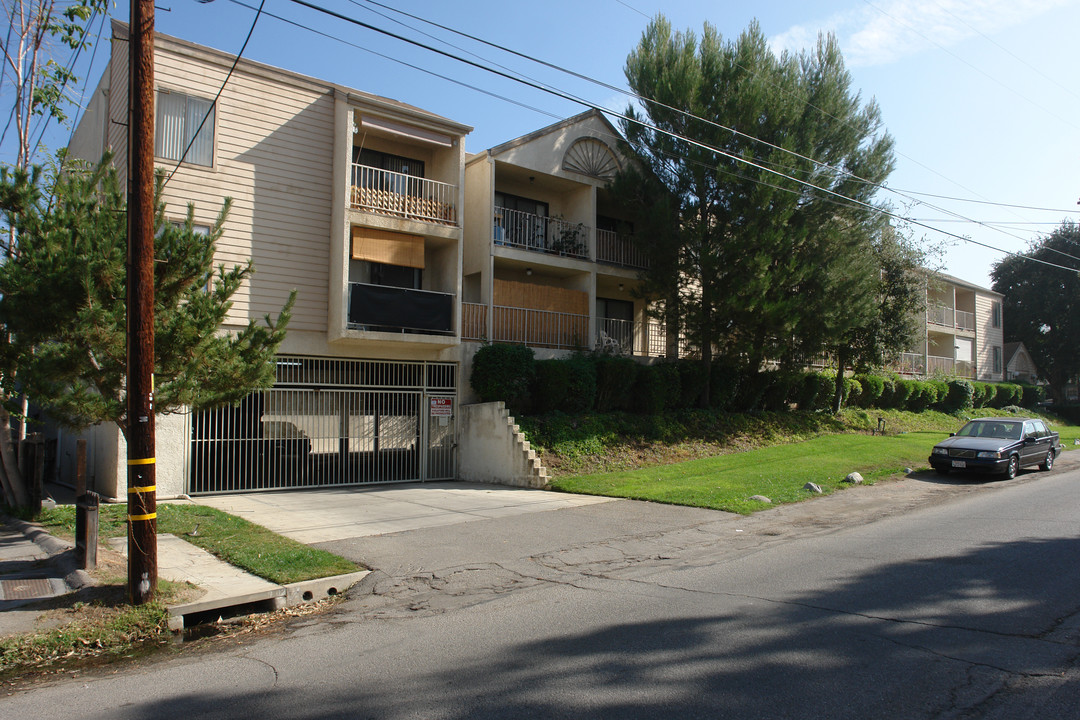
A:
[{"xmin": 194, "ymin": 482, "xmax": 613, "ymax": 544}]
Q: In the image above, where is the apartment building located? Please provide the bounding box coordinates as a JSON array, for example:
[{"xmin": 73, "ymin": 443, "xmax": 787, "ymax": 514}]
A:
[
  {"xmin": 896, "ymin": 272, "xmax": 1005, "ymax": 382},
  {"xmin": 461, "ymin": 110, "xmax": 663, "ymax": 370},
  {"xmin": 65, "ymin": 21, "xmax": 471, "ymax": 497}
]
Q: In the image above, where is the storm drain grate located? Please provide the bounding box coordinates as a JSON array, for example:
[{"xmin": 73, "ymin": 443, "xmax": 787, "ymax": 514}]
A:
[{"xmin": 0, "ymin": 577, "xmax": 55, "ymax": 600}]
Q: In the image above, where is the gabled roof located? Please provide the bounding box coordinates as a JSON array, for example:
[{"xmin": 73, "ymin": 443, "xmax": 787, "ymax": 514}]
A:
[
  {"xmin": 1003, "ymin": 341, "xmax": 1026, "ymax": 366},
  {"xmin": 485, "ymin": 109, "xmax": 623, "ymax": 156},
  {"xmin": 931, "ymin": 270, "xmax": 1002, "ymax": 297}
]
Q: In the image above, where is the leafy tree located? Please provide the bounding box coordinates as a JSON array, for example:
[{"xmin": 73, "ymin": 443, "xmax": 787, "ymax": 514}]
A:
[
  {"xmin": 991, "ymin": 221, "xmax": 1080, "ymax": 404},
  {"xmin": 0, "ymin": 158, "xmax": 294, "ymax": 504},
  {"xmin": 614, "ymin": 17, "xmax": 896, "ymax": 406}
]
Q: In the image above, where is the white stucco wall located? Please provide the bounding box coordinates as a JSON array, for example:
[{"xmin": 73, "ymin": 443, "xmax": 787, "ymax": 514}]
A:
[{"xmin": 458, "ymin": 402, "xmax": 547, "ymax": 488}]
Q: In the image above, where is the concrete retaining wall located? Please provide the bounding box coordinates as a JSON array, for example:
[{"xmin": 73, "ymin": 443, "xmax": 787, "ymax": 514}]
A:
[{"xmin": 459, "ymin": 402, "xmax": 549, "ymax": 488}]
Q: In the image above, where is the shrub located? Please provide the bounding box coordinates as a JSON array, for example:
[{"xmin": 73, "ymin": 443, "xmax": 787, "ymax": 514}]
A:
[
  {"xmin": 595, "ymin": 355, "xmax": 638, "ymax": 412},
  {"xmin": 709, "ymin": 357, "xmax": 741, "ymax": 410},
  {"xmin": 927, "ymin": 380, "xmax": 950, "ymax": 410},
  {"xmin": 854, "ymin": 374, "xmax": 885, "ymax": 409},
  {"xmin": 1019, "ymin": 384, "xmax": 1046, "ymax": 408},
  {"xmin": 734, "ymin": 369, "xmax": 772, "ymax": 412},
  {"xmin": 980, "ymin": 383, "xmax": 999, "ymax": 408},
  {"xmin": 993, "ymin": 383, "xmax": 1022, "ymax": 409},
  {"xmin": 877, "ymin": 377, "xmax": 897, "ymax": 409},
  {"xmin": 471, "ymin": 343, "xmax": 535, "ymax": 412},
  {"xmin": 563, "ymin": 353, "xmax": 597, "ymax": 413},
  {"xmin": 843, "ymin": 377, "xmax": 862, "ymax": 409},
  {"xmin": 893, "ymin": 379, "xmax": 917, "ymax": 410},
  {"xmin": 943, "ymin": 379, "xmax": 975, "ymax": 412},
  {"xmin": 677, "ymin": 360, "xmax": 709, "ymax": 409},
  {"xmin": 761, "ymin": 371, "xmax": 798, "ymax": 412},
  {"xmin": 633, "ymin": 364, "xmax": 667, "ymax": 414},
  {"xmin": 795, "ymin": 372, "xmax": 822, "ymax": 411},
  {"xmin": 531, "ymin": 359, "xmax": 571, "ymax": 414},
  {"xmin": 906, "ymin": 381, "xmax": 932, "ymax": 412},
  {"xmin": 653, "ymin": 362, "xmax": 681, "ymax": 410}
]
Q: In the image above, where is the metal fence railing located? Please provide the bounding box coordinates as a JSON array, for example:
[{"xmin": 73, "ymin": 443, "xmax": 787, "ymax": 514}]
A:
[
  {"xmin": 493, "ymin": 208, "xmax": 590, "ymax": 260},
  {"xmin": 595, "ymin": 229, "xmax": 648, "ymax": 269},
  {"xmin": 350, "ymin": 164, "xmax": 457, "ymax": 226}
]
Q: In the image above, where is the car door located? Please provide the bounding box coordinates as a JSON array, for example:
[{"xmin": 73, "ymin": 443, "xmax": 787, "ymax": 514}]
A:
[{"xmin": 1020, "ymin": 421, "xmax": 1042, "ymax": 466}]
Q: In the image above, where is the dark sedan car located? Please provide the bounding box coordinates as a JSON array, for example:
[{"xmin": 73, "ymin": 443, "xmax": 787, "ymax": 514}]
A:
[{"xmin": 929, "ymin": 417, "xmax": 1060, "ymax": 479}]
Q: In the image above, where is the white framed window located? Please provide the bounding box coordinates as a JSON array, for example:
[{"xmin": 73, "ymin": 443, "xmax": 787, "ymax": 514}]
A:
[{"xmin": 155, "ymin": 90, "xmax": 215, "ymax": 167}]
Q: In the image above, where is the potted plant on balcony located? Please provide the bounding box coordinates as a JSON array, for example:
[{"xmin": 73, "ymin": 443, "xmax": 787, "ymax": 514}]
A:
[{"xmin": 550, "ymin": 219, "xmax": 586, "ymax": 258}]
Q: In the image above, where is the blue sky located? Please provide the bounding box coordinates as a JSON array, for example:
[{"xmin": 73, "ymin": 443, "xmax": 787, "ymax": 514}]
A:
[{"xmin": 11, "ymin": 0, "xmax": 1080, "ymax": 288}]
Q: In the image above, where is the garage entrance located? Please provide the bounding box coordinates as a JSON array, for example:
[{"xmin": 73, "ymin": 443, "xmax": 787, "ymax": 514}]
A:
[{"xmin": 188, "ymin": 356, "xmax": 457, "ymax": 494}]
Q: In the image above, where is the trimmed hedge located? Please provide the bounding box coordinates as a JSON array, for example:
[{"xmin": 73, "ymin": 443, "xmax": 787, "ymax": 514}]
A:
[
  {"xmin": 854, "ymin": 374, "xmax": 885, "ymax": 409},
  {"xmin": 531, "ymin": 359, "xmax": 571, "ymax": 414},
  {"xmin": 471, "ymin": 343, "xmax": 536, "ymax": 412},
  {"xmin": 595, "ymin": 355, "xmax": 638, "ymax": 412},
  {"xmin": 943, "ymin": 379, "xmax": 975, "ymax": 412}
]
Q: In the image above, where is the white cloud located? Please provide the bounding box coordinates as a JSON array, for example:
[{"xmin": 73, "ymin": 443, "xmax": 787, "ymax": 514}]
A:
[{"xmin": 771, "ymin": 0, "xmax": 1071, "ymax": 67}]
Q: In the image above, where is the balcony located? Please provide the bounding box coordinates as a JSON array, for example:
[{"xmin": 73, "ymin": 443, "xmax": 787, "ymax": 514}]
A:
[
  {"xmin": 926, "ymin": 355, "xmax": 975, "ymax": 378},
  {"xmin": 493, "ymin": 208, "xmax": 589, "ymax": 260},
  {"xmin": 596, "ymin": 229, "xmax": 649, "ymax": 270},
  {"xmin": 897, "ymin": 352, "xmax": 924, "ymax": 375},
  {"xmin": 348, "ymin": 283, "xmax": 453, "ymax": 335},
  {"xmin": 350, "ymin": 164, "xmax": 458, "ymax": 226},
  {"xmin": 462, "ymin": 302, "xmax": 588, "ymax": 349},
  {"xmin": 929, "ymin": 304, "xmax": 976, "ymax": 332}
]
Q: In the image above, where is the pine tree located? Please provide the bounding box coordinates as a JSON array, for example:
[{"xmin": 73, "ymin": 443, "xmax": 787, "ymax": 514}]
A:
[
  {"xmin": 614, "ymin": 17, "xmax": 899, "ymax": 407},
  {"xmin": 0, "ymin": 157, "xmax": 294, "ymax": 503}
]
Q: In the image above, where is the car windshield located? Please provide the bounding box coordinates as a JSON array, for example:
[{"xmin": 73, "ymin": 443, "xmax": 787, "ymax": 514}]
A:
[{"xmin": 956, "ymin": 421, "xmax": 1022, "ymax": 440}]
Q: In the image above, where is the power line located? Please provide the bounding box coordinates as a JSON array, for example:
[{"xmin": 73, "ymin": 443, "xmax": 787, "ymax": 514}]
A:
[
  {"xmin": 224, "ymin": 0, "xmax": 560, "ymax": 120},
  {"xmin": 286, "ymin": 0, "xmax": 1080, "ymax": 274},
  {"xmin": 860, "ymin": 0, "xmax": 1079, "ymax": 133},
  {"xmin": 344, "ymin": 0, "xmax": 1080, "ymax": 264},
  {"xmin": 162, "ymin": 0, "xmax": 266, "ymax": 187},
  {"xmin": 885, "ymin": 189, "xmax": 1079, "ymax": 214}
]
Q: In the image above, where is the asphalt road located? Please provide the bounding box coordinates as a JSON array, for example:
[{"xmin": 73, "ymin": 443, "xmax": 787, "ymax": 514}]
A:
[{"xmin": 6, "ymin": 460, "xmax": 1080, "ymax": 719}]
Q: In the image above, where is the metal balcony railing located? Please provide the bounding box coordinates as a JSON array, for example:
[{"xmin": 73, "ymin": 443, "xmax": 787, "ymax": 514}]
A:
[
  {"xmin": 928, "ymin": 305, "xmax": 954, "ymax": 328},
  {"xmin": 595, "ymin": 229, "xmax": 649, "ymax": 270},
  {"xmin": 350, "ymin": 164, "xmax": 458, "ymax": 226},
  {"xmin": 956, "ymin": 309, "xmax": 975, "ymax": 331},
  {"xmin": 493, "ymin": 208, "xmax": 589, "ymax": 260}
]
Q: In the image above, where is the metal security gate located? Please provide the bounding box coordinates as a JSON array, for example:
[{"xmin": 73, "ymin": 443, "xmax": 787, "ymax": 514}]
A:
[{"xmin": 188, "ymin": 357, "xmax": 457, "ymax": 494}]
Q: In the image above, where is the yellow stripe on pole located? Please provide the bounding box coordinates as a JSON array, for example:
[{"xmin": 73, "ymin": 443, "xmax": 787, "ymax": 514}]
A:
[
  {"xmin": 127, "ymin": 457, "xmax": 156, "ymax": 465},
  {"xmin": 128, "ymin": 512, "xmax": 157, "ymax": 522},
  {"xmin": 128, "ymin": 485, "xmax": 156, "ymax": 494}
]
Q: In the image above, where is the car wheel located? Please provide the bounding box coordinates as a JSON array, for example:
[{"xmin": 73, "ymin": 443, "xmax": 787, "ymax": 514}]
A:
[
  {"xmin": 1039, "ymin": 450, "xmax": 1055, "ymax": 471},
  {"xmin": 1005, "ymin": 455, "xmax": 1019, "ymax": 479}
]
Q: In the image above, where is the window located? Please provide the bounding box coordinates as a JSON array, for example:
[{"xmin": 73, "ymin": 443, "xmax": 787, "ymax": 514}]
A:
[
  {"xmin": 155, "ymin": 90, "xmax": 215, "ymax": 167},
  {"xmin": 355, "ymin": 148, "xmax": 424, "ymax": 179},
  {"xmin": 992, "ymin": 346, "xmax": 1002, "ymax": 374},
  {"xmin": 991, "ymin": 301, "xmax": 1002, "ymax": 328}
]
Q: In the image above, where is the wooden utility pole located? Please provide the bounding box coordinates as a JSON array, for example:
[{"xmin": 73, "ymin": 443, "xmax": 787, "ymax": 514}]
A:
[{"xmin": 127, "ymin": 0, "xmax": 157, "ymax": 605}]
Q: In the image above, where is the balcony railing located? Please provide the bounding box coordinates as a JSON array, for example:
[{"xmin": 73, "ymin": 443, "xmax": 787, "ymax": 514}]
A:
[
  {"xmin": 596, "ymin": 229, "xmax": 649, "ymax": 270},
  {"xmin": 350, "ymin": 164, "xmax": 458, "ymax": 226},
  {"xmin": 348, "ymin": 282, "xmax": 453, "ymax": 335},
  {"xmin": 461, "ymin": 302, "xmax": 487, "ymax": 341},
  {"xmin": 926, "ymin": 355, "xmax": 975, "ymax": 378},
  {"xmin": 493, "ymin": 208, "xmax": 589, "ymax": 260},
  {"xmin": 897, "ymin": 352, "xmax": 924, "ymax": 375},
  {"xmin": 928, "ymin": 305, "xmax": 954, "ymax": 328},
  {"xmin": 929, "ymin": 304, "xmax": 976, "ymax": 332},
  {"xmin": 491, "ymin": 305, "xmax": 589, "ymax": 349}
]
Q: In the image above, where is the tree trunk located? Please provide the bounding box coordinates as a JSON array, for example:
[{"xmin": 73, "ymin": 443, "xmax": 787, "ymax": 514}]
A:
[
  {"xmin": 832, "ymin": 345, "xmax": 850, "ymax": 414},
  {"xmin": 0, "ymin": 407, "xmax": 30, "ymax": 508}
]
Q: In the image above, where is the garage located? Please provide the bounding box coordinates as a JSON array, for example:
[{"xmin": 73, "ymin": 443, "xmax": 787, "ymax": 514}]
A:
[{"xmin": 189, "ymin": 356, "xmax": 457, "ymax": 494}]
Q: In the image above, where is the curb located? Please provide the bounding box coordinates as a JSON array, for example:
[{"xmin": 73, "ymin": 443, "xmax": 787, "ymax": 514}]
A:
[{"xmin": 1, "ymin": 513, "xmax": 93, "ymax": 594}]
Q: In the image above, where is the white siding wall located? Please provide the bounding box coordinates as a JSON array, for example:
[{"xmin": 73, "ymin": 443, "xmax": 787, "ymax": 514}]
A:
[{"xmin": 975, "ymin": 292, "xmax": 1004, "ymax": 381}]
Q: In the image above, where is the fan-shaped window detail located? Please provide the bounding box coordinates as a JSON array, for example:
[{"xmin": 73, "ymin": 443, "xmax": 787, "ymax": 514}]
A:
[{"xmin": 562, "ymin": 137, "xmax": 619, "ymax": 180}]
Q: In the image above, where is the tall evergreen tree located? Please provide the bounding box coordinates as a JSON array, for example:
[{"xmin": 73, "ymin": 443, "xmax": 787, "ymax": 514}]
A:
[
  {"xmin": 614, "ymin": 18, "xmax": 896, "ymax": 405},
  {"xmin": 991, "ymin": 221, "xmax": 1080, "ymax": 404},
  {"xmin": 0, "ymin": 158, "xmax": 294, "ymax": 503}
]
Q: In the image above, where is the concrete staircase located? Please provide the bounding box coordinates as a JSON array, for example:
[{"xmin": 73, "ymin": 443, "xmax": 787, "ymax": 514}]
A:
[{"xmin": 459, "ymin": 402, "xmax": 550, "ymax": 488}]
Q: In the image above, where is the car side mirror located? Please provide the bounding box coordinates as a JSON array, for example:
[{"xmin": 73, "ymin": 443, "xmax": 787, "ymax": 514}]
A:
[{"xmin": 949, "ymin": 432, "xmax": 955, "ymax": 437}]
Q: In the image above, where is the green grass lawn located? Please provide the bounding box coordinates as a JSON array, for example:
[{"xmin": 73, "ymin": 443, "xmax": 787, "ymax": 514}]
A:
[
  {"xmin": 551, "ymin": 430, "xmax": 958, "ymax": 515},
  {"xmin": 38, "ymin": 503, "xmax": 358, "ymax": 585}
]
